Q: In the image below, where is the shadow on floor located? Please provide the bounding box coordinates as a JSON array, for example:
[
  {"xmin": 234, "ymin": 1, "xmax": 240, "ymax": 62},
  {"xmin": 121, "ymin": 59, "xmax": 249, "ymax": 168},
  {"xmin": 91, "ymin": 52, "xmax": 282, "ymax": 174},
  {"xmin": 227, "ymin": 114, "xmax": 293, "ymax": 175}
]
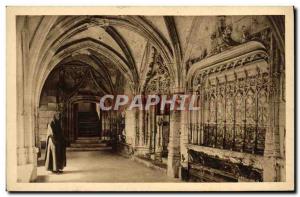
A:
[
  {"xmin": 37, "ymin": 159, "xmax": 45, "ymax": 167},
  {"xmin": 58, "ymin": 170, "xmax": 89, "ymax": 174},
  {"xmin": 36, "ymin": 169, "xmax": 90, "ymax": 182},
  {"xmin": 35, "ymin": 175, "xmax": 48, "ymax": 182}
]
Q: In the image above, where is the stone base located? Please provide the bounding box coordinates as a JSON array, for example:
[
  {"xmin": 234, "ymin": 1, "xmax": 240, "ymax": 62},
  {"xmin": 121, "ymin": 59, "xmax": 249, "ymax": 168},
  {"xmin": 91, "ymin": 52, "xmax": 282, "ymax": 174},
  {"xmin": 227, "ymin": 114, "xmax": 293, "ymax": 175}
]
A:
[
  {"xmin": 134, "ymin": 146, "xmax": 150, "ymax": 156},
  {"xmin": 17, "ymin": 163, "xmax": 37, "ymax": 182},
  {"xmin": 132, "ymin": 156, "xmax": 167, "ymax": 173},
  {"xmin": 167, "ymin": 154, "xmax": 181, "ymax": 178},
  {"xmin": 116, "ymin": 142, "xmax": 134, "ymax": 157},
  {"xmin": 263, "ymin": 156, "xmax": 279, "ymax": 181},
  {"xmin": 155, "ymin": 151, "xmax": 163, "ymax": 162},
  {"xmin": 17, "ymin": 147, "xmax": 39, "ymax": 182},
  {"xmin": 150, "ymin": 153, "xmax": 155, "ymax": 160}
]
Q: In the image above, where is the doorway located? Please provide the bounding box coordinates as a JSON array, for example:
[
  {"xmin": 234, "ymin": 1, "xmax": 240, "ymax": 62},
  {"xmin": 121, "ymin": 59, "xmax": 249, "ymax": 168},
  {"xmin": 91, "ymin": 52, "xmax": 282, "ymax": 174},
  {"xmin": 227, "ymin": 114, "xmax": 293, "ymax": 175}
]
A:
[{"xmin": 76, "ymin": 102, "xmax": 100, "ymax": 137}]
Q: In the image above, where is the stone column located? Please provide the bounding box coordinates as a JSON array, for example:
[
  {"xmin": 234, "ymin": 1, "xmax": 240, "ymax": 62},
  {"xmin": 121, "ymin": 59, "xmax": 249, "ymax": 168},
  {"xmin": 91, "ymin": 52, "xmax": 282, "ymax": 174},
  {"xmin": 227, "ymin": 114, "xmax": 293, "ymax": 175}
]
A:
[
  {"xmin": 263, "ymin": 44, "xmax": 282, "ymax": 181},
  {"xmin": 149, "ymin": 107, "xmax": 155, "ymax": 157},
  {"xmin": 16, "ymin": 23, "xmax": 26, "ymax": 166},
  {"xmin": 146, "ymin": 112, "xmax": 152, "ymax": 157},
  {"xmin": 135, "ymin": 108, "xmax": 150, "ymax": 155},
  {"xmin": 138, "ymin": 109, "xmax": 145, "ymax": 146},
  {"xmin": 16, "ymin": 18, "xmax": 39, "ymax": 182},
  {"xmin": 179, "ymin": 110, "xmax": 189, "ymax": 179},
  {"xmin": 263, "ymin": 73, "xmax": 281, "ymax": 181},
  {"xmin": 167, "ymin": 110, "xmax": 181, "ymax": 178},
  {"xmin": 155, "ymin": 118, "xmax": 163, "ymax": 162},
  {"xmin": 124, "ymin": 109, "xmax": 136, "ymax": 146}
]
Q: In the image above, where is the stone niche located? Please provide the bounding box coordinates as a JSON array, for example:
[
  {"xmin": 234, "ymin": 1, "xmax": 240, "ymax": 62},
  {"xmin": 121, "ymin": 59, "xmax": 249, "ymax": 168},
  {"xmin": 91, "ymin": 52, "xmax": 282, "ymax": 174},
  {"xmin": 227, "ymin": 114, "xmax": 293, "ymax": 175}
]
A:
[{"xmin": 185, "ymin": 40, "xmax": 284, "ymax": 182}]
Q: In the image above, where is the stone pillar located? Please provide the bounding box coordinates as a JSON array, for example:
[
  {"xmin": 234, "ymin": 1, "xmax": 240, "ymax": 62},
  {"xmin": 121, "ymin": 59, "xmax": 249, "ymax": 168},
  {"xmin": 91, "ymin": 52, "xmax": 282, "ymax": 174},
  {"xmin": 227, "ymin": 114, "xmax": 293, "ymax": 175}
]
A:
[
  {"xmin": 263, "ymin": 45, "xmax": 282, "ymax": 181},
  {"xmin": 146, "ymin": 112, "xmax": 151, "ymax": 146},
  {"xmin": 138, "ymin": 109, "xmax": 145, "ymax": 146},
  {"xmin": 16, "ymin": 21, "xmax": 26, "ymax": 166},
  {"xmin": 263, "ymin": 84, "xmax": 281, "ymax": 181},
  {"xmin": 145, "ymin": 111, "xmax": 152, "ymax": 158},
  {"xmin": 155, "ymin": 119, "xmax": 163, "ymax": 162},
  {"xmin": 16, "ymin": 17, "xmax": 39, "ymax": 182},
  {"xmin": 135, "ymin": 109, "xmax": 150, "ymax": 155},
  {"xmin": 124, "ymin": 109, "xmax": 136, "ymax": 146},
  {"xmin": 179, "ymin": 110, "xmax": 189, "ymax": 179},
  {"xmin": 167, "ymin": 110, "xmax": 181, "ymax": 178},
  {"xmin": 148, "ymin": 107, "xmax": 155, "ymax": 157},
  {"xmin": 278, "ymin": 96, "xmax": 286, "ymax": 181}
]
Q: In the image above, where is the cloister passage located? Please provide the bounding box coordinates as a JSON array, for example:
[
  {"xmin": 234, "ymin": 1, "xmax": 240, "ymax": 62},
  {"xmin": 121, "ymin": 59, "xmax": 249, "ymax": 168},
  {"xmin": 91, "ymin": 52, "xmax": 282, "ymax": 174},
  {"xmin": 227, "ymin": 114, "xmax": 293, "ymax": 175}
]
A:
[
  {"xmin": 17, "ymin": 15, "xmax": 286, "ymax": 183},
  {"xmin": 36, "ymin": 150, "xmax": 178, "ymax": 182},
  {"xmin": 33, "ymin": 14, "xmax": 178, "ymax": 182}
]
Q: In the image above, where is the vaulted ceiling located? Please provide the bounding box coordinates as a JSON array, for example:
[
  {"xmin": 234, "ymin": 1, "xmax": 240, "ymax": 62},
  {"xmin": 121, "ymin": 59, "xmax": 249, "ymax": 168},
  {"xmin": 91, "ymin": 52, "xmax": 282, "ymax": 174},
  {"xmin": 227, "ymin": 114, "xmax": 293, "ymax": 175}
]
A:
[
  {"xmin": 34, "ymin": 15, "xmax": 183, "ymax": 100},
  {"xmin": 21, "ymin": 15, "xmax": 276, "ymax": 105}
]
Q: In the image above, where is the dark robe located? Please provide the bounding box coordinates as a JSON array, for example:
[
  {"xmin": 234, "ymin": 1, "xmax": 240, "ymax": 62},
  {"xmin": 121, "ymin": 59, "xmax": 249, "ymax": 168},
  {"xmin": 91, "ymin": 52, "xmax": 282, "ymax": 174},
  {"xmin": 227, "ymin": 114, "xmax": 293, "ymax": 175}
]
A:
[{"xmin": 44, "ymin": 119, "xmax": 67, "ymax": 172}]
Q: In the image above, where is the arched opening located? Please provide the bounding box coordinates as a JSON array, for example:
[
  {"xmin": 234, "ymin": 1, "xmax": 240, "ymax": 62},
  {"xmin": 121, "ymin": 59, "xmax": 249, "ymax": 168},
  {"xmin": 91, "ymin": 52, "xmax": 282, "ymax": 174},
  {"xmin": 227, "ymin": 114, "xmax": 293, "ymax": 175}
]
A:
[
  {"xmin": 76, "ymin": 102, "xmax": 99, "ymax": 138},
  {"xmin": 15, "ymin": 14, "xmax": 286, "ymax": 184},
  {"xmin": 37, "ymin": 51, "xmax": 131, "ymax": 148}
]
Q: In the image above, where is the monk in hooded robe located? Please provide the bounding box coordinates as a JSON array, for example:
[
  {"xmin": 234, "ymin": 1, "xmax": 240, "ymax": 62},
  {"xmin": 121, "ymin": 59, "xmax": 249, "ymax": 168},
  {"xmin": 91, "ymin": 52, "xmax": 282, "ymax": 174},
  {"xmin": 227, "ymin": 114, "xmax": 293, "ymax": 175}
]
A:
[{"xmin": 45, "ymin": 114, "xmax": 66, "ymax": 173}]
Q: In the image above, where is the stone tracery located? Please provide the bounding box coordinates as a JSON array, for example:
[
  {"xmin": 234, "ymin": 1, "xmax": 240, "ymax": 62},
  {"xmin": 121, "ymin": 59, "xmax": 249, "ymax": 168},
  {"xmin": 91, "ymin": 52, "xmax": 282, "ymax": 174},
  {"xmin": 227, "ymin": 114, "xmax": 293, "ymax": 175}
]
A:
[{"xmin": 15, "ymin": 14, "xmax": 286, "ymax": 183}]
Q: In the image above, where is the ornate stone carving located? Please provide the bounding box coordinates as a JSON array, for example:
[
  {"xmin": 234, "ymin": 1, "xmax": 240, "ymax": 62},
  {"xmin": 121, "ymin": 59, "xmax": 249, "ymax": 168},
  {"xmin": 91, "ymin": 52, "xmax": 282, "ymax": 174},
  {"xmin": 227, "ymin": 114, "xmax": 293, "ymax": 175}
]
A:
[
  {"xmin": 56, "ymin": 65, "xmax": 106, "ymax": 112},
  {"xmin": 192, "ymin": 50, "xmax": 269, "ymax": 88},
  {"xmin": 144, "ymin": 46, "xmax": 172, "ymax": 94},
  {"xmin": 186, "ymin": 19, "xmax": 272, "ymax": 70},
  {"xmin": 188, "ymin": 149, "xmax": 263, "ymax": 182}
]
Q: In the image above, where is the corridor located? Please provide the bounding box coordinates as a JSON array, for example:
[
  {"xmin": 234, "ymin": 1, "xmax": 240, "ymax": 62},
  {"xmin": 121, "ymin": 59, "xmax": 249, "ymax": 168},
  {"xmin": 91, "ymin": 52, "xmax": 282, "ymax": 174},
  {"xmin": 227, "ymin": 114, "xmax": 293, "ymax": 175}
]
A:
[
  {"xmin": 36, "ymin": 150, "xmax": 179, "ymax": 183},
  {"xmin": 14, "ymin": 14, "xmax": 287, "ymax": 184}
]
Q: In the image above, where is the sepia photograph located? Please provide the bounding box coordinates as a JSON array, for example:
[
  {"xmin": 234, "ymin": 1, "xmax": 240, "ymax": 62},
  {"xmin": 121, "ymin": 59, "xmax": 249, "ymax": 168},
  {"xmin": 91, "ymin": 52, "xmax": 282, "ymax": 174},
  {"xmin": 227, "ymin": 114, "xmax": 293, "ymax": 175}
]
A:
[{"xmin": 6, "ymin": 6, "xmax": 294, "ymax": 191}]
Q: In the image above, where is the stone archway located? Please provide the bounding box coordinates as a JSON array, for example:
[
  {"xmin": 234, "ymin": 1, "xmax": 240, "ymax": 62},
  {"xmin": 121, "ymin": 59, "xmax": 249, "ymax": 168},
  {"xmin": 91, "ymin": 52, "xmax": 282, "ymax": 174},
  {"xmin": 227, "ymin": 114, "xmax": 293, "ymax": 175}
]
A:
[{"xmin": 65, "ymin": 95, "xmax": 101, "ymax": 143}]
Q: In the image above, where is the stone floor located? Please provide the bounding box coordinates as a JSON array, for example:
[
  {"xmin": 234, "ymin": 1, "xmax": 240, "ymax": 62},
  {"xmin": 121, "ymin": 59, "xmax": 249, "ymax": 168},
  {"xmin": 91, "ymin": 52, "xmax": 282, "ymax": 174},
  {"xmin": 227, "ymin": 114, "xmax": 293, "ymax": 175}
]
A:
[{"xmin": 36, "ymin": 150, "xmax": 179, "ymax": 182}]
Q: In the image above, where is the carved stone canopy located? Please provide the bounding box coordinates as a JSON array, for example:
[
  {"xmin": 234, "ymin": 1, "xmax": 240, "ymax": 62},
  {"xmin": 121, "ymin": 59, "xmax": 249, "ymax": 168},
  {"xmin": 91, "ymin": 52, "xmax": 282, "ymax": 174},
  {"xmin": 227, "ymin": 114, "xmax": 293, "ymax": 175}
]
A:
[
  {"xmin": 186, "ymin": 41, "xmax": 269, "ymax": 89},
  {"xmin": 143, "ymin": 47, "xmax": 173, "ymax": 94}
]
